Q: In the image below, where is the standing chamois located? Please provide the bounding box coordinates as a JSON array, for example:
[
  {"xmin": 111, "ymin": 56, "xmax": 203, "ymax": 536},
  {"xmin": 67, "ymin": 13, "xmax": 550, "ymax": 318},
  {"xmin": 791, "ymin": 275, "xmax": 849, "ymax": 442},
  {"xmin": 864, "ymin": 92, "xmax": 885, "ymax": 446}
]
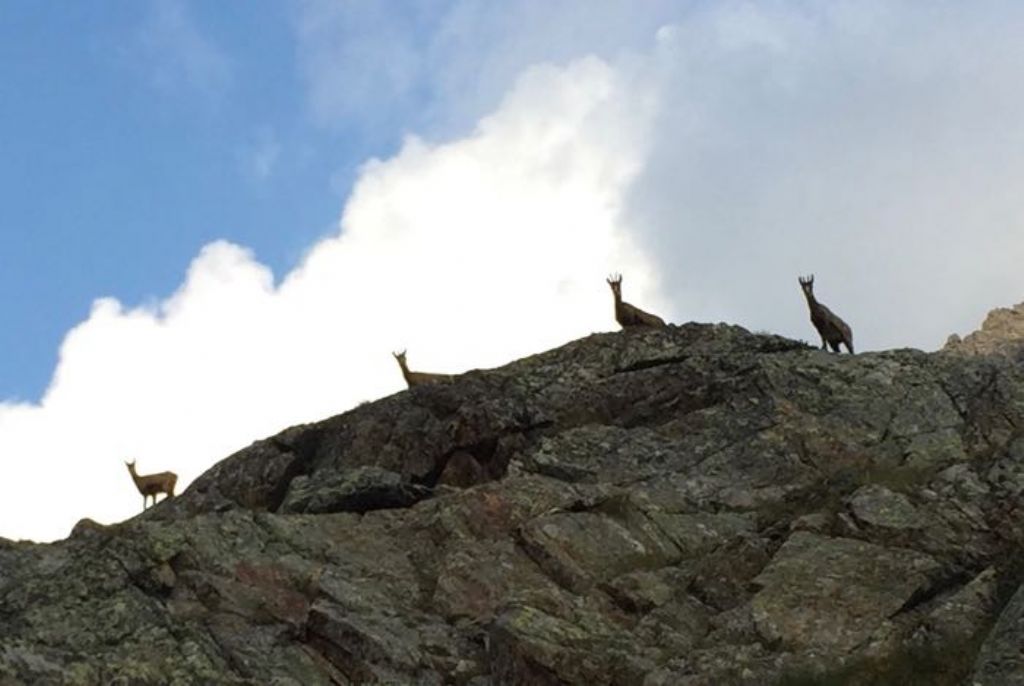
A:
[
  {"xmin": 392, "ymin": 350, "xmax": 453, "ymax": 388},
  {"xmin": 607, "ymin": 274, "xmax": 666, "ymax": 328},
  {"xmin": 125, "ymin": 460, "xmax": 178, "ymax": 511},
  {"xmin": 798, "ymin": 274, "xmax": 854, "ymax": 353}
]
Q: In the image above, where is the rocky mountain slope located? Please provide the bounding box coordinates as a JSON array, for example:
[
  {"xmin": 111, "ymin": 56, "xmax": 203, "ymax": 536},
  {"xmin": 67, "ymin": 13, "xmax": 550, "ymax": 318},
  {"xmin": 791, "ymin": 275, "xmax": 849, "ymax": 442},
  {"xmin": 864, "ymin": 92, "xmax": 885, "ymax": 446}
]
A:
[
  {"xmin": 4, "ymin": 322, "xmax": 1024, "ymax": 684},
  {"xmin": 945, "ymin": 300, "xmax": 1024, "ymax": 357}
]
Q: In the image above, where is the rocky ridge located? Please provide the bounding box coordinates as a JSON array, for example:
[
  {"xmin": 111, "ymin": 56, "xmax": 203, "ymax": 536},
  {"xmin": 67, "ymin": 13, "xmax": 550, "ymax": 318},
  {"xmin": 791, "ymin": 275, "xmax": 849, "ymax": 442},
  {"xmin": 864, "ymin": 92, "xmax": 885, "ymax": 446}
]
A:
[
  {"xmin": 945, "ymin": 300, "xmax": 1024, "ymax": 357},
  {"xmin": 3, "ymin": 322, "xmax": 1024, "ymax": 684}
]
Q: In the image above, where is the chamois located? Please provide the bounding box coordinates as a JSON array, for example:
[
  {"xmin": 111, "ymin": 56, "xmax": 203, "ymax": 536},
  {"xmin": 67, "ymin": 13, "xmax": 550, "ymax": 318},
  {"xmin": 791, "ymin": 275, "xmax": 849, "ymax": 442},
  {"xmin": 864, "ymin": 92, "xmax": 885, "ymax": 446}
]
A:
[
  {"xmin": 392, "ymin": 350, "xmax": 452, "ymax": 388},
  {"xmin": 607, "ymin": 274, "xmax": 666, "ymax": 328},
  {"xmin": 798, "ymin": 275, "xmax": 854, "ymax": 353},
  {"xmin": 125, "ymin": 460, "xmax": 178, "ymax": 511}
]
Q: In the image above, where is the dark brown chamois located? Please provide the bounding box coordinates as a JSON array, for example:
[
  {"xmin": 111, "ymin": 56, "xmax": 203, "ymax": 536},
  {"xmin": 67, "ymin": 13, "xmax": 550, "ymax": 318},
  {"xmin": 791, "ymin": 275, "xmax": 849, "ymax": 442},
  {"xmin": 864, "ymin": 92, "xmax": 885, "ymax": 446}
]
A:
[
  {"xmin": 392, "ymin": 350, "xmax": 453, "ymax": 388},
  {"xmin": 607, "ymin": 274, "xmax": 666, "ymax": 328},
  {"xmin": 125, "ymin": 460, "xmax": 178, "ymax": 511},
  {"xmin": 799, "ymin": 275, "xmax": 854, "ymax": 353}
]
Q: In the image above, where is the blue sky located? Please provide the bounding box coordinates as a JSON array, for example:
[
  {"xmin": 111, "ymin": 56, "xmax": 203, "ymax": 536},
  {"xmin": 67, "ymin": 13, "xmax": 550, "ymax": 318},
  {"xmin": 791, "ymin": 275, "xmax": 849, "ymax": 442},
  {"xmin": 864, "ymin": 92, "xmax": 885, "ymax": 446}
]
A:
[
  {"xmin": 0, "ymin": 0, "xmax": 683, "ymax": 401},
  {"xmin": 0, "ymin": 2, "xmax": 381, "ymax": 399},
  {"xmin": 5, "ymin": 1, "xmax": 1024, "ymax": 541}
]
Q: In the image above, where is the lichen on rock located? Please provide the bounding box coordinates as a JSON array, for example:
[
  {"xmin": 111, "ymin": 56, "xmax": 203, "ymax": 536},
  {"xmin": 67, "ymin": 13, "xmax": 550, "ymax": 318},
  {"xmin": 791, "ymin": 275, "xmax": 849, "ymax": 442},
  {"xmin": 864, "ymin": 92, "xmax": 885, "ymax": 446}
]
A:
[{"xmin": 3, "ymin": 323, "xmax": 1024, "ymax": 684}]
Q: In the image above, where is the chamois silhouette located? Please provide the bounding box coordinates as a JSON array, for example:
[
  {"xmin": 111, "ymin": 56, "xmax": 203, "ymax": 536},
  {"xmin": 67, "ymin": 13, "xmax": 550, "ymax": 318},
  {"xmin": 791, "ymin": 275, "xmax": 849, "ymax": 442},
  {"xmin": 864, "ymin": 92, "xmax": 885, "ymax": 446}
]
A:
[
  {"xmin": 125, "ymin": 460, "xmax": 177, "ymax": 511},
  {"xmin": 607, "ymin": 274, "xmax": 666, "ymax": 328},
  {"xmin": 799, "ymin": 275, "xmax": 854, "ymax": 353},
  {"xmin": 392, "ymin": 350, "xmax": 452, "ymax": 388}
]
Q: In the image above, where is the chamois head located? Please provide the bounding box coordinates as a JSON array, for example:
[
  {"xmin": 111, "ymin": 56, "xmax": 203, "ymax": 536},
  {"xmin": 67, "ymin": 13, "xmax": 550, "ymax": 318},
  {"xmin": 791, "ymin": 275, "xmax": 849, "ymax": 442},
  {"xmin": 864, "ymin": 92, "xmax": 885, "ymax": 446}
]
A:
[
  {"xmin": 798, "ymin": 274, "xmax": 815, "ymax": 298},
  {"xmin": 607, "ymin": 273, "xmax": 623, "ymax": 299},
  {"xmin": 392, "ymin": 349, "xmax": 408, "ymax": 366}
]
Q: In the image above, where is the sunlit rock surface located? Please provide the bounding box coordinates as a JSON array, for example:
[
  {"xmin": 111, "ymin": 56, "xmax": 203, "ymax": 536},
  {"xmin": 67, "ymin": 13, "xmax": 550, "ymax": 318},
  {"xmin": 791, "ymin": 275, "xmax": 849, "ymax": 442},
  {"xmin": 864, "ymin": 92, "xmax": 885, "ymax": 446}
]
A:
[{"xmin": 945, "ymin": 300, "xmax": 1024, "ymax": 357}]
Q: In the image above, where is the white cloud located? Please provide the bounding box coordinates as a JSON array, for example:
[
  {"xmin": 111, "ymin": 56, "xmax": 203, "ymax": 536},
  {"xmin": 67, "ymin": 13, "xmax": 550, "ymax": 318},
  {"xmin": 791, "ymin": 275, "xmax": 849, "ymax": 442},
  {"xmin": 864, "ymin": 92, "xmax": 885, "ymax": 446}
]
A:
[
  {"xmin": 621, "ymin": 1, "xmax": 1024, "ymax": 351},
  {"xmin": 7, "ymin": 1, "xmax": 1024, "ymax": 542},
  {"xmin": 295, "ymin": 0, "xmax": 1024, "ymax": 349},
  {"xmin": 0, "ymin": 55, "xmax": 660, "ymax": 542},
  {"xmin": 293, "ymin": 0, "xmax": 680, "ymax": 135}
]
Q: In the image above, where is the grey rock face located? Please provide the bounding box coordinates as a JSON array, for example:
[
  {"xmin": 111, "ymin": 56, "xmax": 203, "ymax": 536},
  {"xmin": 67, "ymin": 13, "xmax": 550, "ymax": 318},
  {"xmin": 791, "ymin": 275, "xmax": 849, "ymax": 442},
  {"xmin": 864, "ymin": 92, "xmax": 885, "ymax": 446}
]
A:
[
  {"xmin": 972, "ymin": 580, "xmax": 1024, "ymax": 685},
  {"xmin": 279, "ymin": 465, "xmax": 431, "ymax": 514},
  {"xmin": 847, "ymin": 484, "xmax": 926, "ymax": 530},
  {"xmin": 3, "ymin": 323, "xmax": 1024, "ymax": 684},
  {"xmin": 751, "ymin": 532, "xmax": 939, "ymax": 654}
]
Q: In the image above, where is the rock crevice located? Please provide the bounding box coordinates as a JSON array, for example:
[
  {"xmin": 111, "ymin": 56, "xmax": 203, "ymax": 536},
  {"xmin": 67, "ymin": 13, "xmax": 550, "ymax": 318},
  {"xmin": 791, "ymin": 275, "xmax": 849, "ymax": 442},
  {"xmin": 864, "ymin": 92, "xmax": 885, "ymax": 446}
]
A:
[{"xmin": 4, "ymin": 323, "xmax": 1024, "ymax": 684}]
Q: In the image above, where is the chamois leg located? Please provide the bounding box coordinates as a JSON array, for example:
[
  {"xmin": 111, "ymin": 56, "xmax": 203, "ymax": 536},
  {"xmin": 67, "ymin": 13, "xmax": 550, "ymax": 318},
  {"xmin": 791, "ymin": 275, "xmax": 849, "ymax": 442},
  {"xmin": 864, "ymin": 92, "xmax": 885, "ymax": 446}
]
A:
[
  {"xmin": 829, "ymin": 340, "xmax": 840, "ymax": 353},
  {"xmin": 844, "ymin": 340, "xmax": 855, "ymax": 354}
]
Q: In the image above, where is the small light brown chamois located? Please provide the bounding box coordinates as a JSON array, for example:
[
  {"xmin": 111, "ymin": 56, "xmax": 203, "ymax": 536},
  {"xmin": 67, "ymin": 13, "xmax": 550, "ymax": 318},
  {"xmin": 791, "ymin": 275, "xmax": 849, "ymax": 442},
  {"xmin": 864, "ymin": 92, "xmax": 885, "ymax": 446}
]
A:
[
  {"xmin": 607, "ymin": 273, "xmax": 666, "ymax": 328},
  {"xmin": 125, "ymin": 459, "xmax": 178, "ymax": 511},
  {"xmin": 799, "ymin": 274, "xmax": 854, "ymax": 353},
  {"xmin": 392, "ymin": 350, "xmax": 452, "ymax": 388}
]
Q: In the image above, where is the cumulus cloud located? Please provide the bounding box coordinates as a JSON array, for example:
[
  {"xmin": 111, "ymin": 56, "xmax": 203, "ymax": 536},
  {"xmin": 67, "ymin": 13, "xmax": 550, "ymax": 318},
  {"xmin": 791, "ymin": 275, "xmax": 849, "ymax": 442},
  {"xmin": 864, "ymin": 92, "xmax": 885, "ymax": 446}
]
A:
[
  {"xmin": 0, "ymin": 55, "xmax": 660, "ymax": 542},
  {"xmin": 296, "ymin": 0, "xmax": 1024, "ymax": 350},
  {"xmin": 623, "ymin": 1, "xmax": 1024, "ymax": 350},
  {"xmin": 6, "ymin": 1, "xmax": 1024, "ymax": 542},
  {"xmin": 293, "ymin": 0, "xmax": 681, "ymax": 135}
]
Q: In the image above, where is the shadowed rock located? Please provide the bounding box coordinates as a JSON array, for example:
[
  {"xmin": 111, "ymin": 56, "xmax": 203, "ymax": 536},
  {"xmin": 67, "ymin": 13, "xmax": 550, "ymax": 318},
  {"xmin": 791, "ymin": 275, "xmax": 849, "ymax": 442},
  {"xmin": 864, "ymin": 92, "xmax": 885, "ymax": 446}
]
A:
[
  {"xmin": 279, "ymin": 466, "xmax": 431, "ymax": 514},
  {"xmin": 3, "ymin": 322, "xmax": 1024, "ymax": 684}
]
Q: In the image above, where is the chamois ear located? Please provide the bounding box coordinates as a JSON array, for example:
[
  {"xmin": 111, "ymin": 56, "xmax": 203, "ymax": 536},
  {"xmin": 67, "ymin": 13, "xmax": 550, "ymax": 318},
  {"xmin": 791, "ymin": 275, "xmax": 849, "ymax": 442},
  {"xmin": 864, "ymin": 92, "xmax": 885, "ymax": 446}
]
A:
[
  {"xmin": 393, "ymin": 349, "xmax": 406, "ymax": 359},
  {"xmin": 607, "ymin": 273, "xmax": 622, "ymax": 285}
]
